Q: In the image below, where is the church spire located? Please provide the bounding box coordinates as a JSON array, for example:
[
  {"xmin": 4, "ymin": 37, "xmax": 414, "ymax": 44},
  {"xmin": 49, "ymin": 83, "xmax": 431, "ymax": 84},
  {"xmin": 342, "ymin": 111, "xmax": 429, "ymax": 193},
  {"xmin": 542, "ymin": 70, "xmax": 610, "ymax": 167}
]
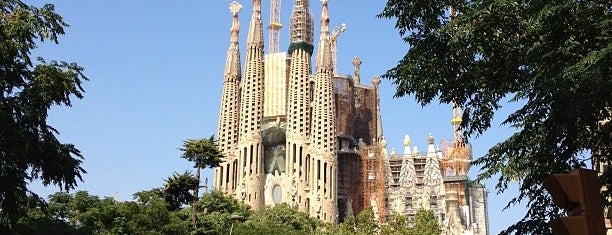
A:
[
  {"xmin": 311, "ymin": 0, "xmax": 334, "ymax": 152},
  {"xmin": 240, "ymin": 0, "xmax": 265, "ymax": 140},
  {"xmin": 319, "ymin": 0, "xmax": 329, "ymax": 33},
  {"xmin": 247, "ymin": 0, "xmax": 264, "ymax": 47},
  {"xmin": 215, "ymin": 1, "xmax": 243, "ymax": 193},
  {"xmin": 315, "ymin": 0, "xmax": 331, "ymax": 72},
  {"xmin": 309, "ymin": 0, "xmax": 338, "ymax": 223},
  {"xmin": 285, "ymin": 0, "xmax": 313, "ymax": 206},
  {"xmin": 236, "ymin": 0, "xmax": 266, "ymax": 212},
  {"xmin": 226, "ymin": 1, "xmax": 242, "ymax": 80}
]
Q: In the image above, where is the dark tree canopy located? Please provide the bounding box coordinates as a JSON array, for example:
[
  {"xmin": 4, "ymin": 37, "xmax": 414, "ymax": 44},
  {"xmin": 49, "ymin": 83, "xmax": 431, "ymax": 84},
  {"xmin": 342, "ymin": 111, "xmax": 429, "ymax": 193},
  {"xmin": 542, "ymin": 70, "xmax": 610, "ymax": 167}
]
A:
[
  {"xmin": 0, "ymin": 0, "xmax": 87, "ymax": 227},
  {"xmin": 379, "ymin": 0, "xmax": 610, "ymax": 234},
  {"xmin": 162, "ymin": 171, "xmax": 198, "ymax": 211},
  {"xmin": 180, "ymin": 136, "xmax": 224, "ymax": 169}
]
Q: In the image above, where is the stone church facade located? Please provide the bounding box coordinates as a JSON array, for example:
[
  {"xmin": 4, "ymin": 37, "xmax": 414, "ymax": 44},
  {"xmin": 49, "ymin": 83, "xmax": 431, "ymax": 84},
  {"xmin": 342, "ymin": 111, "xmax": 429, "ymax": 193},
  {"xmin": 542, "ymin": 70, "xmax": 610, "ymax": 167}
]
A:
[{"xmin": 213, "ymin": 1, "xmax": 488, "ymax": 234}]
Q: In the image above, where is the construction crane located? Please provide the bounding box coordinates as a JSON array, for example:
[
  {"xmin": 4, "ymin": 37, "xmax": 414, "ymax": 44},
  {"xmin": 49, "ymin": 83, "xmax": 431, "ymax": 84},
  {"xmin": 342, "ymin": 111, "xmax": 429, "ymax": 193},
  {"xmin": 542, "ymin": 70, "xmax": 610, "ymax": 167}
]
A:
[{"xmin": 268, "ymin": 0, "xmax": 282, "ymax": 54}]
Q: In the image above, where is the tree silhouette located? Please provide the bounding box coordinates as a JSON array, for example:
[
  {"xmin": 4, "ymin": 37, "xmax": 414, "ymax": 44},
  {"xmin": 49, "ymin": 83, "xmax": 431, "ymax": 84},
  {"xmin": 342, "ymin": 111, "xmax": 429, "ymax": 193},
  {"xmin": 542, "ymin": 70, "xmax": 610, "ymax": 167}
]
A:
[{"xmin": 179, "ymin": 136, "xmax": 224, "ymax": 229}]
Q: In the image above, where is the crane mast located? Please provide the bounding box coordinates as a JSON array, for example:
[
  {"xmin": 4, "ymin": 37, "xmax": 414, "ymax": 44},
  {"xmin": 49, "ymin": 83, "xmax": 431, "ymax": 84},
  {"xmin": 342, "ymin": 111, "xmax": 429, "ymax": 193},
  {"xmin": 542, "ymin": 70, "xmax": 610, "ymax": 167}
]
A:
[{"xmin": 268, "ymin": 0, "xmax": 282, "ymax": 53}]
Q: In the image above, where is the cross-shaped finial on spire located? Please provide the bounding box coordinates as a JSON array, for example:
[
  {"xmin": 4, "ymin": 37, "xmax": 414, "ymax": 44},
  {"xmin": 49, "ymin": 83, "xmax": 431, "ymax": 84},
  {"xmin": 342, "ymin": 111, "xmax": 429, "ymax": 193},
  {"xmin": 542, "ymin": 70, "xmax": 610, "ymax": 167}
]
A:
[
  {"xmin": 229, "ymin": 1, "xmax": 242, "ymax": 16},
  {"xmin": 321, "ymin": 0, "xmax": 328, "ymax": 4}
]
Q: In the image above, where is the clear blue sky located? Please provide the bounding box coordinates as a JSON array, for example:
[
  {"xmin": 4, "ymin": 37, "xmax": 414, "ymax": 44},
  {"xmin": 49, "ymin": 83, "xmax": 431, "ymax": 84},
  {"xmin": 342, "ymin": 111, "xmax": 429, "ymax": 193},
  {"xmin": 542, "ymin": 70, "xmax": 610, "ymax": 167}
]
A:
[{"xmin": 30, "ymin": 1, "xmax": 525, "ymax": 233}]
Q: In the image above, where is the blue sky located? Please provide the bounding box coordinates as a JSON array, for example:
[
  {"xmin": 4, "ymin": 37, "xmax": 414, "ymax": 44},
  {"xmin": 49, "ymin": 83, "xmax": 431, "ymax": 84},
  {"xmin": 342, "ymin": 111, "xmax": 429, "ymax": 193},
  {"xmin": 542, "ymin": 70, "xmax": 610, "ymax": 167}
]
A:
[{"xmin": 30, "ymin": 1, "xmax": 525, "ymax": 233}]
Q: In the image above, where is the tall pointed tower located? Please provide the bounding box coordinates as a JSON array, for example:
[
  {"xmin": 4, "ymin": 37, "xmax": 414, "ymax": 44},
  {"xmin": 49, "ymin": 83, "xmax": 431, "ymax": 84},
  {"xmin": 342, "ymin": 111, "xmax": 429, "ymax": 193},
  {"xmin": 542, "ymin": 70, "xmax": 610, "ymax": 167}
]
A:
[
  {"xmin": 215, "ymin": 1, "xmax": 242, "ymax": 194},
  {"xmin": 285, "ymin": 0, "xmax": 314, "ymax": 213},
  {"xmin": 309, "ymin": 0, "xmax": 337, "ymax": 222},
  {"xmin": 237, "ymin": 0, "xmax": 266, "ymax": 212}
]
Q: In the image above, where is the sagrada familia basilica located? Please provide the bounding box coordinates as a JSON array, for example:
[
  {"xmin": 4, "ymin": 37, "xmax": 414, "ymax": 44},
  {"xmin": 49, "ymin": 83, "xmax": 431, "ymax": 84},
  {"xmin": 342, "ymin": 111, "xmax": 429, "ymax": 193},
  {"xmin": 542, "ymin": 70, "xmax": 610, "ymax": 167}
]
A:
[{"xmin": 212, "ymin": 0, "xmax": 489, "ymax": 234}]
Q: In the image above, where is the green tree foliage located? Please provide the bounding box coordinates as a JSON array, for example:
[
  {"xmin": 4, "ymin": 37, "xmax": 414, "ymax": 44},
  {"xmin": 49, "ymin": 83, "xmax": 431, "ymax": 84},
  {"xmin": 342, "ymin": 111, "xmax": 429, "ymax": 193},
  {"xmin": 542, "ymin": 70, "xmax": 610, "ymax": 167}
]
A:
[
  {"xmin": 6, "ymin": 187, "xmax": 441, "ymax": 235},
  {"xmin": 327, "ymin": 208, "xmax": 442, "ymax": 235},
  {"xmin": 10, "ymin": 194, "xmax": 80, "ymax": 235},
  {"xmin": 180, "ymin": 136, "xmax": 224, "ymax": 170},
  {"xmin": 410, "ymin": 209, "xmax": 442, "ymax": 235},
  {"xmin": 162, "ymin": 171, "xmax": 198, "ymax": 211},
  {"xmin": 198, "ymin": 190, "xmax": 250, "ymax": 215},
  {"xmin": 3, "ymin": 175, "xmax": 330, "ymax": 234},
  {"xmin": 194, "ymin": 191, "xmax": 325, "ymax": 235},
  {"xmin": 233, "ymin": 203, "xmax": 322, "ymax": 235},
  {"xmin": 355, "ymin": 207, "xmax": 379, "ymax": 235},
  {"xmin": 25, "ymin": 190, "xmax": 189, "ymax": 235},
  {"xmin": 180, "ymin": 136, "xmax": 225, "ymax": 229},
  {"xmin": 192, "ymin": 190, "xmax": 251, "ymax": 234},
  {"xmin": 324, "ymin": 207, "xmax": 379, "ymax": 235},
  {"xmin": 324, "ymin": 214, "xmax": 356, "ymax": 235},
  {"xmin": 379, "ymin": 0, "xmax": 610, "ymax": 234},
  {"xmin": 259, "ymin": 203, "xmax": 321, "ymax": 232},
  {"xmin": 0, "ymin": 0, "xmax": 88, "ymax": 227},
  {"xmin": 380, "ymin": 213, "xmax": 411, "ymax": 235},
  {"xmin": 379, "ymin": 210, "xmax": 441, "ymax": 235}
]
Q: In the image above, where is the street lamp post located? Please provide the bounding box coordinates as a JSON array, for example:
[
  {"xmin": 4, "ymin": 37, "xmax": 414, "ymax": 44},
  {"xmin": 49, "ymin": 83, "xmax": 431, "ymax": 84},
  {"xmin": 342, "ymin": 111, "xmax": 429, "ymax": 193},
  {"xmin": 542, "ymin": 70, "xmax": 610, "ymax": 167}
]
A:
[{"xmin": 229, "ymin": 214, "xmax": 245, "ymax": 235}]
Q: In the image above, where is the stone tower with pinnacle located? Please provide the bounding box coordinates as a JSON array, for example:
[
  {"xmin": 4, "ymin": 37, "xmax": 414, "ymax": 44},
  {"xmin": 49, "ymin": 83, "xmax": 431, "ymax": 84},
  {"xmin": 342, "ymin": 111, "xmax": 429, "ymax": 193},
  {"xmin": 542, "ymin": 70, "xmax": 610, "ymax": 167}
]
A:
[
  {"xmin": 285, "ymin": 0, "xmax": 314, "ymax": 215},
  {"xmin": 238, "ymin": 0, "xmax": 265, "ymax": 212},
  {"xmin": 309, "ymin": 0, "xmax": 337, "ymax": 221},
  {"xmin": 214, "ymin": 1, "xmax": 242, "ymax": 196}
]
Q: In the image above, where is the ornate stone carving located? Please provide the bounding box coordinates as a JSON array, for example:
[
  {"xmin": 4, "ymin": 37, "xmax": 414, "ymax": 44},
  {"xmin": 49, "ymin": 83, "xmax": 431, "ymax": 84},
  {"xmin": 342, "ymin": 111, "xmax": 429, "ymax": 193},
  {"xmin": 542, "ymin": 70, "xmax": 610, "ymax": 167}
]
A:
[
  {"xmin": 290, "ymin": 177, "xmax": 298, "ymax": 208},
  {"xmin": 392, "ymin": 190, "xmax": 405, "ymax": 213},
  {"xmin": 352, "ymin": 56, "xmax": 362, "ymax": 84},
  {"xmin": 240, "ymin": 179, "xmax": 247, "ymax": 202}
]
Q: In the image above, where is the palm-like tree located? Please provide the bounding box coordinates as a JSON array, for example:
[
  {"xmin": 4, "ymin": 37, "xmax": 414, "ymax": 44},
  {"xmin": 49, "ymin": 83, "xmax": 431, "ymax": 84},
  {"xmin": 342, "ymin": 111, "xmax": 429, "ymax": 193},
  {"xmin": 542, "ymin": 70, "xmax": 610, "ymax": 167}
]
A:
[
  {"xmin": 162, "ymin": 171, "xmax": 198, "ymax": 211},
  {"xmin": 180, "ymin": 136, "xmax": 224, "ymax": 230}
]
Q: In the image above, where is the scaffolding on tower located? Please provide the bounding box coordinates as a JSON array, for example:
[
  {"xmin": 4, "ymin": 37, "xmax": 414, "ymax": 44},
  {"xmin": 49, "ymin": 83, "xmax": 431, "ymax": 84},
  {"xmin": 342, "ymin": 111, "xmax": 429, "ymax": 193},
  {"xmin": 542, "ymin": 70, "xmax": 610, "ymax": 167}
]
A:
[
  {"xmin": 360, "ymin": 142, "xmax": 388, "ymax": 222},
  {"xmin": 289, "ymin": 0, "xmax": 313, "ymax": 44},
  {"xmin": 442, "ymin": 105, "xmax": 473, "ymax": 207}
]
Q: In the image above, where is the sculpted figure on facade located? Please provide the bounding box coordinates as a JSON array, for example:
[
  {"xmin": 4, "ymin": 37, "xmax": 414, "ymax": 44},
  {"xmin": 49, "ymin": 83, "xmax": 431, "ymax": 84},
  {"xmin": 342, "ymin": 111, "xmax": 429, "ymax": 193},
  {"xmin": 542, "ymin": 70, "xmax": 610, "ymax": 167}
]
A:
[
  {"xmin": 266, "ymin": 145, "xmax": 286, "ymax": 173},
  {"xmin": 315, "ymin": 194, "xmax": 322, "ymax": 216},
  {"xmin": 420, "ymin": 192, "xmax": 430, "ymax": 210},
  {"xmin": 240, "ymin": 179, "xmax": 247, "ymax": 202},
  {"xmin": 392, "ymin": 190, "xmax": 405, "ymax": 213},
  {"xmin": 370, "ymin": 196, "xmax": 380, "ymax": 221},
  {"xmin": 264, "ymin": 173, "xmax": 272, "ymax": 190},
  {"xmin": 345, "ymin": 196, "xmax": 354, "ymax": 216},
  {"xmin": 290, "ymin": 177, "xmax": 298, "ymax": 208}
]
